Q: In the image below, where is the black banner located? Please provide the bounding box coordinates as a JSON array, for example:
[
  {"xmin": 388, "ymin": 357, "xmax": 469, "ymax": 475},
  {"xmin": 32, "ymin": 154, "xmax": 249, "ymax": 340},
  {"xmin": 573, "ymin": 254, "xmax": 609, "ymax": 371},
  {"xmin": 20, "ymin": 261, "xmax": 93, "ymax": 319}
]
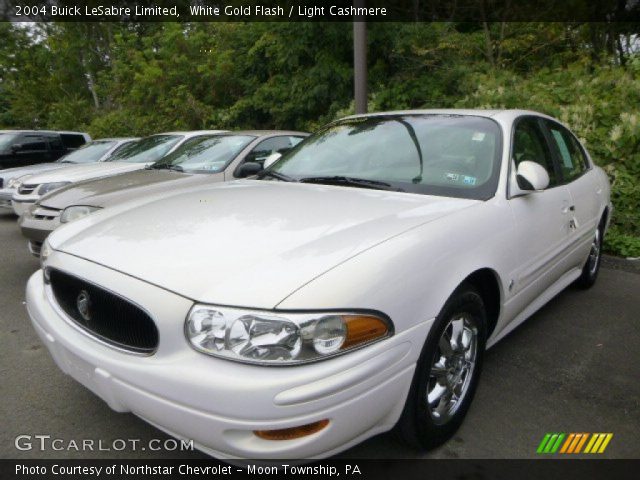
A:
[
  {"xmin": 2, "ymin": 0, "xmax": 640, "ymax": 22},
  {"xmin": 3, "ymin": 459, "xmax": 640, "ymax": 480}
]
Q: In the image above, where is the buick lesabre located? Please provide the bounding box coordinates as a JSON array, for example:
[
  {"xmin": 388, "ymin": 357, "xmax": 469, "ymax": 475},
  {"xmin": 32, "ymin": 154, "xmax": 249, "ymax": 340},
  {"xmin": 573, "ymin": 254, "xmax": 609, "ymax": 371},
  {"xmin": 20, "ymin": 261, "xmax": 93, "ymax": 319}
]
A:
[{"xmin": 26, "ymin": 110, "xmax": 611, "ymax": 459}]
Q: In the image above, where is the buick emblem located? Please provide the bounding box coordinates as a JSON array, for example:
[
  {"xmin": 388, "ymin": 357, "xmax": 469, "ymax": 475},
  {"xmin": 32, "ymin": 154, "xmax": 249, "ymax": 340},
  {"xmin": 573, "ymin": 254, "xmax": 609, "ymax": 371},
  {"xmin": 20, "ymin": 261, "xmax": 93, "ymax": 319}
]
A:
[{"xmin": 76, "ymin": 290, "xmax": 92, "ymax": 322}]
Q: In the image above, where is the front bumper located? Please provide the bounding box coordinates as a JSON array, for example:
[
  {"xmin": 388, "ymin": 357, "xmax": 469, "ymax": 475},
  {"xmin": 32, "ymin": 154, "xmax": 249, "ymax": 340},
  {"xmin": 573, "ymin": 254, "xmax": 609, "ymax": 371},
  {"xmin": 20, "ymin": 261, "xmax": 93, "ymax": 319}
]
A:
[
  {"xmin": 12, "ymin": 197, "xmax": 38, "ymax": 216},
  {"xmin": 25, "ymin": 253, "xmax": 431, "ymax": 459},
  {"xmin": 19, "ymin": 206, "xmax": 61, "ymax": 245},
  {"xmin": 0, "ymin": 189, "xmax": 15, "ymax": 211}
]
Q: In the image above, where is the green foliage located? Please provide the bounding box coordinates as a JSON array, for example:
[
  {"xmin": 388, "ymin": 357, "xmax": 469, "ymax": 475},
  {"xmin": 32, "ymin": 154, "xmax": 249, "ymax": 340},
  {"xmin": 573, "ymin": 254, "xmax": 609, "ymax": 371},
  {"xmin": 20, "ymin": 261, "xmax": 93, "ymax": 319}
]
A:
[{"xmin": 0, "ymin": 22, "xmax": 638, "ymax": 256}]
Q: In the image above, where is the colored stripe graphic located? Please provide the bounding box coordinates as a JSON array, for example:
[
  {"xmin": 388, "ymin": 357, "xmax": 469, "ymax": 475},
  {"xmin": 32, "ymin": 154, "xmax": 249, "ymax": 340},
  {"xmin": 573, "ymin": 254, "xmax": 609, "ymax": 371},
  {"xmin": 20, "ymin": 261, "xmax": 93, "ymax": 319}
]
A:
[
  {"xmin": 537, "ymin": 433, "xmax": 565, "ymax": 453},
  {"xmin": 574, "ymin": 433, "xmax": 589, "ymax": 453},
  {"xmin": 585, "ymin": 433, "xmax": 614, "ymax": 453},
  {"xmin": 559, "ymin": 433, "xmax": 575, "ymax": 453},
  {"xmin": 537, "ymin": 433, "xmax": 552, "ymax": 453},
  {"xmin": 538, "ymin": 433, "xmax": 613, "ymax": 454}
]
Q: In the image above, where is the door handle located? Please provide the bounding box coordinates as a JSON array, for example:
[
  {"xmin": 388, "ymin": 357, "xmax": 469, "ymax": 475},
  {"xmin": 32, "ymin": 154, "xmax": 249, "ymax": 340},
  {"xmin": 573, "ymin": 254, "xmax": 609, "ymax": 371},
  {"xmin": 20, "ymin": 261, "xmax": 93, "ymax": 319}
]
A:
[
  {"xmin": 562, "ymin": 205, "xmax": 575, "ymax": 214},
  {"xmin": 569, "ymin": 218, "xmax": 579, "ymax": 230}
]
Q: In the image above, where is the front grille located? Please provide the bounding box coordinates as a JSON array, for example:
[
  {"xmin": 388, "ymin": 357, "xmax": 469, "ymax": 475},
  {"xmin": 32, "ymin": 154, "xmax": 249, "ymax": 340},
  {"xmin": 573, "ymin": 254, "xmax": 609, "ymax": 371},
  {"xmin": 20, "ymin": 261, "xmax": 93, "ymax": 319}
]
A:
[
  {"xmin": 18, "ymin": 184, "xmax": 38, "ymax": 195},
  {"xmin": 49, "ymin": 269, "xmax": 159, "ymax": 354},
  {"xmin": 28, "ymin": 241, "xmax": 42, "ymax": 257}
]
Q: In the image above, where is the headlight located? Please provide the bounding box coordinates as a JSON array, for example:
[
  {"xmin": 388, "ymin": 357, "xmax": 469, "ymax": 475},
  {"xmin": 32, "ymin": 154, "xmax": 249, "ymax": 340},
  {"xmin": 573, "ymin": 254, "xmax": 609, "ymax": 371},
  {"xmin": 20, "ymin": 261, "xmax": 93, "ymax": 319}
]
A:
[
  {"xmin": 37, "ymin": 182, "xmax": 70, "ymax": 196},
  {"xmin": 7, "ymin": 177, "xmax": 21, "ymax": 189},
  {"xmin": 60, "ymin": 205, "xmax": 100, "ymax": 224},
  {"xmin": 185, "ymin": 305, "xmax": 392, "ymax": 365}
]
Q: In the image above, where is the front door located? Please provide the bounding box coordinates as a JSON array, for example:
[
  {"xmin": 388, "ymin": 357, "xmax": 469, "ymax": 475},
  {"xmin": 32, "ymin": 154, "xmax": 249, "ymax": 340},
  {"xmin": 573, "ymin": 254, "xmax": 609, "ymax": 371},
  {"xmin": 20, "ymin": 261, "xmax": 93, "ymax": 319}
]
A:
[{"xmin": 508, "ymin": 116, "xmax": 574, "ymax": 303}]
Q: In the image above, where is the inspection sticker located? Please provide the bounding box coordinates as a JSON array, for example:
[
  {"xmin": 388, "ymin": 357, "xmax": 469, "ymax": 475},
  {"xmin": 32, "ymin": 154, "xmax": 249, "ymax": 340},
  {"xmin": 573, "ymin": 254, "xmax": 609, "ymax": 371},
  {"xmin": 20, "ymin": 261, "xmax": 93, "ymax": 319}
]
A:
[{"xmin": 463, "ymin": 175, "xmax": 477, "ymax": 185}]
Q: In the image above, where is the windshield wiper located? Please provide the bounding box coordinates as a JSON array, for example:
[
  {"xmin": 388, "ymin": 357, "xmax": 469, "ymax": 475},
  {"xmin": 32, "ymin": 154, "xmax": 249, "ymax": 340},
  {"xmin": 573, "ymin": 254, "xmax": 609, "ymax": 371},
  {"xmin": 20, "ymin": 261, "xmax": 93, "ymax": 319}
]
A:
[
  {"xmin": 299, "ymin": 176, "xmax": 400, "ymax": 191},
  {"xmin": 257, "ymin": 170, "xmax": 297, "ymax": 182}
]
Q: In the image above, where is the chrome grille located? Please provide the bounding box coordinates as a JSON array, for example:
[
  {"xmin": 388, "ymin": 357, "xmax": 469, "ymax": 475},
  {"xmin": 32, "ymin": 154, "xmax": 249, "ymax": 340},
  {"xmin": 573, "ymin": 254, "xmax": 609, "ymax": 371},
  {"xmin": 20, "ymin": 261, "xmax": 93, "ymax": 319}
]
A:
[{"xmin": 49, "ymin": 269, "xmax": 159, "ymax": 354}]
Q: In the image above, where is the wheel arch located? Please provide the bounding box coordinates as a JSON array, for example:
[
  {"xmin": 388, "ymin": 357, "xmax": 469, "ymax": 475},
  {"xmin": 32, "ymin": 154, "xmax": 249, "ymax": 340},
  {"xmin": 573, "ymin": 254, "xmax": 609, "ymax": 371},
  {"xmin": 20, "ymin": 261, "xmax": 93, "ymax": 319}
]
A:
[{"xmin": 459, "ymin": 268, "xmax": 502, "ymax": 339}]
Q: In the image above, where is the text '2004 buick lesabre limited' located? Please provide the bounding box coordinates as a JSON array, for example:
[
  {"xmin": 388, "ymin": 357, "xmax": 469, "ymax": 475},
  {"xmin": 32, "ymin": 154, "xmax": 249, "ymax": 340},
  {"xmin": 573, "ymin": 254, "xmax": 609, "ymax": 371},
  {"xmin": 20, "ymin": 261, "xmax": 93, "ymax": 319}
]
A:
[{"xmin": 26, "ymin": 110, "xmax": 611, "ymax": 459}]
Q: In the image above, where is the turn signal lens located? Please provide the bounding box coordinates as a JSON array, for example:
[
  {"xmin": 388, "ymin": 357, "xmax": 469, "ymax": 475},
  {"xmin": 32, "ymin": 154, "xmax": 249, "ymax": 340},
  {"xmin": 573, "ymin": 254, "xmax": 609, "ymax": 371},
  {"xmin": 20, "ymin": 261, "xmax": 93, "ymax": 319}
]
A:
[
  {"xmin": 343, "ymin": 315, "xmax": 390, "ymax": 349},
  {"xmin": 254, "ymin": 419, "xmax": 329, "ymax": 441}
]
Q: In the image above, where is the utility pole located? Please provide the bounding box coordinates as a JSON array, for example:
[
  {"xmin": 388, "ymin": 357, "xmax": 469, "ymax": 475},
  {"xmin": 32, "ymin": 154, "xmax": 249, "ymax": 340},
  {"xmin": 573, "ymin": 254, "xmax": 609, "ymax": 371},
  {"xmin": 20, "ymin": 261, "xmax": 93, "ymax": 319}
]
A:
[{"xmin": 353, "ymin": 0, "xmax": 367, "ymax": 114}]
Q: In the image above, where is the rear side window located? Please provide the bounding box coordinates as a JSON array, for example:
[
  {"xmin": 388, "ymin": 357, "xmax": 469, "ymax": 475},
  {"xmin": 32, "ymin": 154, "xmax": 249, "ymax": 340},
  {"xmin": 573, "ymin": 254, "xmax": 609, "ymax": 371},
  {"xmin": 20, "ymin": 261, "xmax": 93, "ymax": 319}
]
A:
[
  {"xmin": 512, "ymin": 118, "xmax": 558, "ymax": 187},
  {"xmin": 47, "ymin": 135, "xmax": 65, "ymax": 151},
  {"xmin": 60, "ymin": 133, "xmax": 88, "ymax": 149},
  {"xmin": 544, "ymin": 122, "xmax": 589, "ymax": 183}
]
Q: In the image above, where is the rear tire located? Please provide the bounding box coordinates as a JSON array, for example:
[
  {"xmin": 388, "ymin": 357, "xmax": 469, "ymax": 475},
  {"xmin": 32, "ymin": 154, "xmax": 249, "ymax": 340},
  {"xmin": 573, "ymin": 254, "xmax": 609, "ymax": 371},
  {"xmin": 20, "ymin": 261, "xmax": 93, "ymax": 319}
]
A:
[
  {"xmin": 395, "ymin": 283, "xmax": 487, "ymax": 450},
  {"xmin": 575, "ymin": 221, "xmax": 604, "ymax": 289}
]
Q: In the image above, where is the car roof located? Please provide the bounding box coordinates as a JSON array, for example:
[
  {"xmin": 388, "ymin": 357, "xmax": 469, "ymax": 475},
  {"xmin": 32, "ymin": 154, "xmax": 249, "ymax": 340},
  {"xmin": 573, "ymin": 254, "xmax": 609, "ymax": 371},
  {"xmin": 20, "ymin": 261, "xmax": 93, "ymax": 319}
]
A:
[
  {"xmin": 94, "ymin": 137, "xmax": 140, "ymax": 142},
  {"xmin": 156, "ymin": 130, "xmax": 228, "ymax": 138},
  {"xmin": 220, "ymin": 130, "xmax": 309, "ymax": 136},
  {"xmin": 342, "ymin": 109, "xmax": 557, "ymax": 121},
  {"xmin": 0, "ymin": 129, "xmax": 89, "ymax": 135}
]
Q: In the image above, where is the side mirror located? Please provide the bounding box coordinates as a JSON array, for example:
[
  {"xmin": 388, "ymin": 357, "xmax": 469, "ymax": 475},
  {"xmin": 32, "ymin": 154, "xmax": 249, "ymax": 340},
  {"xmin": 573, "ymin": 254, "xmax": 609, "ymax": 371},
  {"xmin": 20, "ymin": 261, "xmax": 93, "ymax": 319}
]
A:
[
  {"xmin": 236, "ymin": 161, "xmax": 263, "ymax": 178},
  {"xmin": 516, "ymin": 160, "xmax": 550, "ymax": 191},
  {"xmin": 10, "ymin": 144, "xmax": 23, "ymax": 153},
  {"xmin": 263, "ymin": 152, "xmax": 282, "ymax": 170}
]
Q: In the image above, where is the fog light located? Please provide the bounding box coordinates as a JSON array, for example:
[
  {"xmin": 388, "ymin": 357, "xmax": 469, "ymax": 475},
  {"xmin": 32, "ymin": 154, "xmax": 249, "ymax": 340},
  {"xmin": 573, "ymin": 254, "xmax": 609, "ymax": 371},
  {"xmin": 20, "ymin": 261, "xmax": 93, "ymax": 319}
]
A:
[{"xmin": 254, "ymin": 419, "xmax": 329, "ymax": 441}]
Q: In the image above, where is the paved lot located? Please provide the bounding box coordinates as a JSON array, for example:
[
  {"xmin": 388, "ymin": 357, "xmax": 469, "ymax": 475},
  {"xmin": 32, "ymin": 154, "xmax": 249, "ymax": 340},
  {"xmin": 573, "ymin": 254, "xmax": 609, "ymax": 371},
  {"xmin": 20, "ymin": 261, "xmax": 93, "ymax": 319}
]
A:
[{"xmin": 1, "ymin": 210, "xmax": 638, "ymax": 459}]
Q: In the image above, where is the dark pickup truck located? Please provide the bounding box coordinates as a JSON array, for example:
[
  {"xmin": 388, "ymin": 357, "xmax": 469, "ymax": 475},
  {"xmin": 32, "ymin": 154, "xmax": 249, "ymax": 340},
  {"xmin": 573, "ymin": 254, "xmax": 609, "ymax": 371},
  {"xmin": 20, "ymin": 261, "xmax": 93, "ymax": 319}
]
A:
[{"xmin": 0, "ymin": 130, "xmax": 91, "ymax": 169}]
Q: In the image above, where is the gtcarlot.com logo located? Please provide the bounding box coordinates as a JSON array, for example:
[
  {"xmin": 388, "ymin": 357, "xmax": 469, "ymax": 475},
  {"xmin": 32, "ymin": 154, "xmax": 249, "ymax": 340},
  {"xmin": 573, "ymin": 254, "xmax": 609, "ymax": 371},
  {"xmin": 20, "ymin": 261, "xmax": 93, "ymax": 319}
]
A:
[
  {"xmin": 537, "ymin": 433, "xmax": 613, "ymax": 454},
  {"xmin": 15, "ymin": 435, "xmax": 194, "ymax": 452}
]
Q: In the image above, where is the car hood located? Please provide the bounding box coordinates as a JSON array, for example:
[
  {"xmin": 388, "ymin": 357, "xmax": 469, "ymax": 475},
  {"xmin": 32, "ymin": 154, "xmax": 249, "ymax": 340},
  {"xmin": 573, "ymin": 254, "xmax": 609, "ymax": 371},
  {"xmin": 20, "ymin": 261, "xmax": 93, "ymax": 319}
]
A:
[
  {"xmin": 39, "ymin": 169, "xmax": 222, "ymax": 210},
  {"xmin": 53, "ymin": 181, "xmax": 479, "ymax": 308},
  {"xmin": 23, "ymin": 162, "xmax": 147, "ymax": 186},
  {"xmin": 0, "ymin": 162, "xmax": 67, "ymax": 180}
]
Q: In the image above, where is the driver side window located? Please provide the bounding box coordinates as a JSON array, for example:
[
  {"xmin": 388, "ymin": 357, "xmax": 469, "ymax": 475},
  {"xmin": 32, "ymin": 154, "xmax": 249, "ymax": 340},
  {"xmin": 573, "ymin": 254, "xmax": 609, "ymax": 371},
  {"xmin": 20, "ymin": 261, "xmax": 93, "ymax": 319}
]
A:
[{"xmin": 512, "ymin": 118, "xmax": 557, "ymax": 187}]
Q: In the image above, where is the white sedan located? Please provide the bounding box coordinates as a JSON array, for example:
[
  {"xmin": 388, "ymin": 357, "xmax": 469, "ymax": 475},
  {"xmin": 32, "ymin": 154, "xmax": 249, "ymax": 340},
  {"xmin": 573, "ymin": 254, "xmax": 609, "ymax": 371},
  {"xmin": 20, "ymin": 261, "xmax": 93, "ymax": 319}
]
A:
[{"xmin": 26, "ymin": 109, "xmax": 611, "ymax": 459}]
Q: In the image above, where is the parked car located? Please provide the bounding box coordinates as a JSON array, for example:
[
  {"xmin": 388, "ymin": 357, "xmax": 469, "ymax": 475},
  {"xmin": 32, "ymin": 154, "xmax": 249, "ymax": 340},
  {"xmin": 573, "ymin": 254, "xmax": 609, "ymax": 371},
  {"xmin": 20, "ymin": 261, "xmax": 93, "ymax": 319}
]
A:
[
  {"xmin": 11, "ymin": 131, "xmax": 225, "ymax": 217},
  {"xmin": 27, "ymin": 110, "xmax": 611, "ymax": 459},
  {"xmin": 0, "ymin": 130, "xmax": 90, "ymax": 169},
  {"xmin": 0, "ymin": 138, "xmax": 138, "ymax": 213},
  {"xmin": 19, "ymin": 131, "xmax": 307, "ymax": 255}
]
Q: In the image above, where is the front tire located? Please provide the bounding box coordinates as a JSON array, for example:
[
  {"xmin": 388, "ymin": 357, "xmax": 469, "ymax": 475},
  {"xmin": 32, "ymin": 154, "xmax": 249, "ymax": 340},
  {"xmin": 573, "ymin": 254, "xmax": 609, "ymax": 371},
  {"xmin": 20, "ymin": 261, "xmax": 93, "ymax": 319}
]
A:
[{"xmin": 396, "ymin": 284, "xmax": 487, "ymax": 450}]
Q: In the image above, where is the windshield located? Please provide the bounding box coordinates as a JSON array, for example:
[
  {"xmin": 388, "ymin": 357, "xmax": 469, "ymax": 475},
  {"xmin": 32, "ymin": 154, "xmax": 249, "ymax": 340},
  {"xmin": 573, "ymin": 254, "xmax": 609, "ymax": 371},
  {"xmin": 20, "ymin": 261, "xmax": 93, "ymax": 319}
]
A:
[
  {"xmin": 108, "ymin": 135, "xmax": 182, "ymax": 163},
  {"xmin": 151, "ymin": 134, "xmax": 255, "ymax": 173},
  {"xmin": 56, "ymin": 140, "xmax": 117, "ymax": 164},
  {"xmin": 0, "ymin": 133, "xmax": 20, "ymax": 150},
  {"xmin": 270, "ymin": 115, "xmax": 503, "ymax": 200}
]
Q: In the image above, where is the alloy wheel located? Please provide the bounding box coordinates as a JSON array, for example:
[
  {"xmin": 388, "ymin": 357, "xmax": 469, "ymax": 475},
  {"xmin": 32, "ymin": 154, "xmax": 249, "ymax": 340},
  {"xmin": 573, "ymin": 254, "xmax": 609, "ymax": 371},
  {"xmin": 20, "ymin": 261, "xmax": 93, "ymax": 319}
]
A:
[
  {"xmin": 588, "ymin": 228, "xmax": 601, "ymax": 276},
  {"xmin": 427, "ymin": 313, "xmax": 478, "ymax": 425}
]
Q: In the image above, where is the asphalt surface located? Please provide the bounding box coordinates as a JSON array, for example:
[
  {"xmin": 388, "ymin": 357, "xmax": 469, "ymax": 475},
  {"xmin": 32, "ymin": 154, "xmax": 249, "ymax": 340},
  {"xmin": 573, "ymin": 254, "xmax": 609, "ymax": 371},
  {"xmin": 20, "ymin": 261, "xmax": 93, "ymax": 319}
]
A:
[{"xmin": 0, "ymin": 210, "xmax": 638, "ymax": 460}]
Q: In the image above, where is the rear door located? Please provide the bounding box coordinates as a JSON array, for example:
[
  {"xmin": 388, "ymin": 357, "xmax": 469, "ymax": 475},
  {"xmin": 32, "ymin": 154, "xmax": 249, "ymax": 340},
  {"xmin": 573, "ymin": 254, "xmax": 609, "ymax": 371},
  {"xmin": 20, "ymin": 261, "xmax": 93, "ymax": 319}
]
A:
[
  {"xmin": 542, "ymin": 119, "xmax": 600, "ymax": 268},
  {"xmin": 14, "ymin": 133, "xmax": 51, "ymax": 166},
  {"xmin": 507, "ymin": 116, "xmax": 575, "ymax": 301}
]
